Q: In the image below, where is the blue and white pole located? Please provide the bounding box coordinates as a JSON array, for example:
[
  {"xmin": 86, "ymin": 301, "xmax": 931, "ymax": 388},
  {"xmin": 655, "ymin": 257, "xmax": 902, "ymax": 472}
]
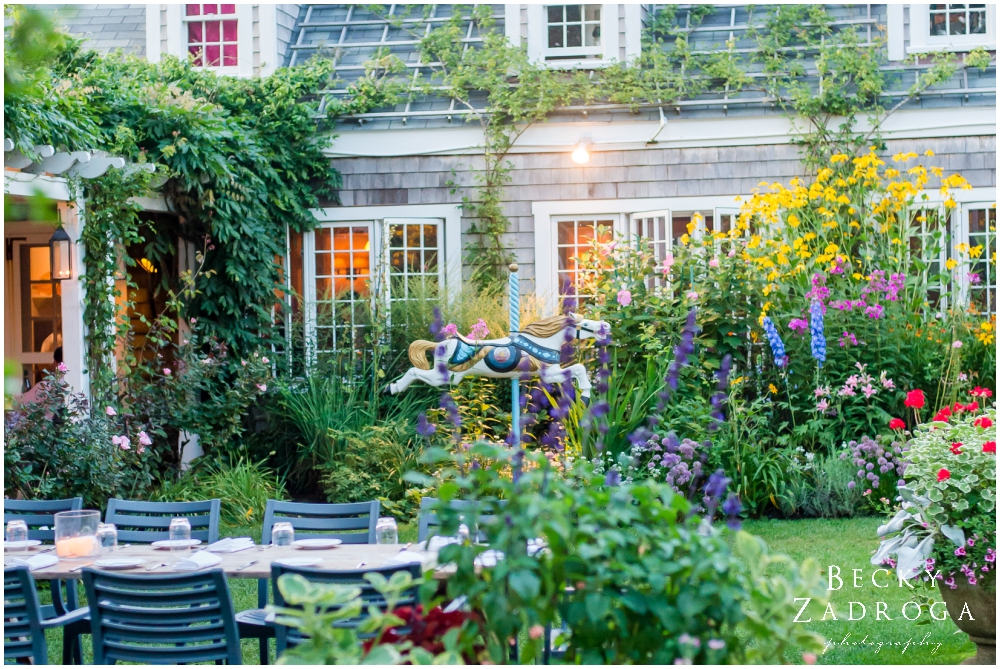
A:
[{"xmin": 508, "ymin": 262, "xmax": 520, "ymax": 444}]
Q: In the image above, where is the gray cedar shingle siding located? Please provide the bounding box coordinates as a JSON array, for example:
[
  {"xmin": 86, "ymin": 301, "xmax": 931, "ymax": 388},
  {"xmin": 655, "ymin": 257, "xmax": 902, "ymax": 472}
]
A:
[
  {"xmin": 34, "ymin": 4, "xmax": 146, "ymax": 56},
  {"xmin": 330, "ymin": 134, "xmax": 997, "ymax": 285}
]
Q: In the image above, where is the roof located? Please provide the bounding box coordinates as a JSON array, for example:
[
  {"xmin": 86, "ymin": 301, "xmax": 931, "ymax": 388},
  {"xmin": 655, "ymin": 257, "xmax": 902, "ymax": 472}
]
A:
[{"xmin": 289, "ymin": 4, "xmax": 996, "ymax": 133}]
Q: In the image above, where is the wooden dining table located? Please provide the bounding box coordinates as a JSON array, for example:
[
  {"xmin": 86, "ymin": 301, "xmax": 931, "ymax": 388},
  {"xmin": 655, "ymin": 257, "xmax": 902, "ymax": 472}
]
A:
[{"xmin": 6, "ymin": 543, "xmax": 445, "ymax": 580}]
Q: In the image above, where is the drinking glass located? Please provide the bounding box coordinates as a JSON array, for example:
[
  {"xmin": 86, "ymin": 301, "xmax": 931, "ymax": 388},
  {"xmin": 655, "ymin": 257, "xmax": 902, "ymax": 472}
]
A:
[
  {"xmin": 6, "ymin": 520, "xmax": 28, "ymax": 552},
  {"xmin": 54, "ymin": 510, "xmax": 101, "ymax": 559},
  {"xmin": 375, "ymin": 517, "xmax": 398, "ymax": 545},
  {"xmin": 271, "ymin": 522, "xmax": 295, "ymax": 547},
  {"xmin": 169, "ymin": 518, "xmax": 192, "ymax": 555},
  {"xmin": 457, "ymin": 520, "xmax": 471, "ymax": 545},
  {"xmin": 96, "ymin": 523, "xmax": 118, "ymax": 554}
]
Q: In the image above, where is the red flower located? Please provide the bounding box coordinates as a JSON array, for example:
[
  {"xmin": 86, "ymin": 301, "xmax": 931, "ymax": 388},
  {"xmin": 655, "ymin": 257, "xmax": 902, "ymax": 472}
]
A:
[
  {"xmin": 984, "ymin": 441, "xmax": 997, "ymax": 454},
  {"xmin": 970, "ymin": 386, "xmax": 993, "ymax": 398},
  {"xmin": 933, "ymin": 406, "xmax": 952, "ymax": 422},
  {"xmin": 973, "ymin": 416, "xmax": 993, "ymax": 429},
  {"xmin": 888, "ymin": 418, "xmax": 906, "ymax": 430},
  {"xmin": 953, "ymin": 402, "xmax": 966, "ymax": 413},
  {"xmin": 937, "ymin": 468, "xmax": 951, "ymax": 482},
  {"xmin": 951, "ymin": 442, "xmax": 963, "ymax": 455},
  {"xmin": 904, "ymin": 389, "xmax": 926, "ymax": 409},
  {"xmin": 966, "ymin": 402, "xmax": 980, "ymax": 412}
]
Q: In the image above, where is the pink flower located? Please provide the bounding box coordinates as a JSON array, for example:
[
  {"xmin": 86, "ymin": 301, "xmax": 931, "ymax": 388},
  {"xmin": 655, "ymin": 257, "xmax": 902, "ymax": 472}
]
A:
[
  {"xmin": 261, "ymin": 356, "xmax": 269, "ymax": 364},
  {"xmin": 189, "ymin": 318, "xmax": 197, "ymax": 325},
  {"xmin": 661, "ymin": 253, "xmax": 674, "ymax": 274},
  {"xmin": 686, "ymin": 291, "xmax": 698, "ymax": 300},
  {"xmin": 814, "ymin": 386, "xmax": 830, "ymax": 397},
  {"xmin": 468, "ymin": 318, "xmax": 490, "ymax": 340},
  {"xmin": 952, "ymin": 340, "xmax": 963, "ymax": 349},
  {"xmin": 138, "ymin": 431, "xmax": 152, "ymax": 446},
  {"xmin": 112, "ymin": 435, "xmax": 130, "ymax": 451},
  {"xmin": 137, "ymin": 446, "xmax": 146, "ymax": 455},
  {"xmin": 816, "ymin": 399, "xmax": 829, "ymax": 412},
  {"xmin": 968, "ymin": 273, "xmax": 981, "ymax": 285},
  {"xmin": 708, "ymin": 258, "xmax": 720, "ymax": 268},
  {"xmin": 442, "ymin": 323, "xmax": 459, "ymax": 336},
  {"xmin": 838, "ymin": 386, "xmax": 856, "ymax": 397},
  {"xmin": 105, "ymin": 406, "xmax": 117, "ymax": 417},
  {"xmin": 788, "ymin": 318, "xmax": 808, "ymax": 333},
  {"xmin": 163, "ymin": 368, "xmax": 172, "ymax": 376},
  {"xmin": 803, "ymin": 653, "xmax": 817, "ymax": 665},
  {"xmin": 616, "ymin": 289, "xmax": 632, "ymax": 306},
  {"xmin": 256, "ymin": 384, "xmax": 268, "ymax": 392},
  {"xmin": 880, "ymin": 372, "xmax": 895, "ymax": 389},
  {"xmin": 241, "ymin": 360, "xmax": 247, "ymax": 366},
  {"xmin": 727, "ymin": 248, "xmax": 736, "ymax": 258},
  {"xmin": 862, "ymin": 384, "xmax": 877, "ymax": 399},
  {"xmin": 529, "ymin": 625, "xmax": 545, "ymax": 640},
  {"xmin": 57, "ymin": 362, "xmax": 68, "ymax": 373}
]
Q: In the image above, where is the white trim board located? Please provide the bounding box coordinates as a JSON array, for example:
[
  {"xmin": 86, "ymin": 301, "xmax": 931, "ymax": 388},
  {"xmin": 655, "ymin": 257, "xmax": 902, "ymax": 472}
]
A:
[
  {"xmin": 325, "ymin": 107, "xmax": 997, "ymax": 158},
  {"xmin": 4, "ymin": 171, "xmax": 72, "ymax": 200},
  {"xmin": 310, "ymin": 204, "xmax": 463, "ymax": 299}
]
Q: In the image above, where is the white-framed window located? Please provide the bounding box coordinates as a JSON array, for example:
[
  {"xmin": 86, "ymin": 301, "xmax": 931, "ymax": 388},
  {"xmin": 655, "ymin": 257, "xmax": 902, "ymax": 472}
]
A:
[
  {"xmin": 961, "ymin": 203, "xmax": 996, "ymax": 315},
  {"xmin": 184, "ymin": 3, "xmax": 239, "ymax": 68},
  {"xmin": 525, "ymin": 3, "xmax": 639, "ymax": 66},
  {"xmin": 906, "ymin": 3, "xmax": 996, "ymax": 53},
  {"xmin": 908, "ymin": 204, "xmax": 953, "ymax": 310},
  {"xmin": 295, "ymin": 205, "xmax": 461, "ymax": 363},
  {"xmin": 533, "ymin": 197, "xmax": 746, "ymax": 313},
  {"xmin": 150, "ymin": 3, "xmax": 254, "ymax": 77}
]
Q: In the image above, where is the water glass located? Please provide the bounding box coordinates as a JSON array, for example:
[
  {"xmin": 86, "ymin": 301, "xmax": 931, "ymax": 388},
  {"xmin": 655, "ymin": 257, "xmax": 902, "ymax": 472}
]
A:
[
  {"xmin": 169, "ymin": 518, "xmax": 192, "ymax": 554},
  {"xmin": 271, "ymin": 522, "xmax": 295, "ymax": 547},
  {"xmin": 6, "ymin": 520, "xmax": 28, "ymax": 551},
  {"xmin": 375, "ymin": 517, "xmax": 398, "ymax": 545},
  {"xmin": 457, "ymin": 522, "xmax": 471, "ymax": 545},
  {"xmin": 96, "ymin": 523, "xmax": 118, "ymax": 554}
]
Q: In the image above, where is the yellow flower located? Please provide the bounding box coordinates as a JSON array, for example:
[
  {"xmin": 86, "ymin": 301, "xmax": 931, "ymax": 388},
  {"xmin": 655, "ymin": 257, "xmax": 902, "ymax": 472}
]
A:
[
  {"xmin": 730, "ymin": 376, "xmax": 746, "ymax": 387},
  {"xmin": 830, "ymin": 153, "xmax": 849, "ymax": 164},
  {"xmin": 970, "ymin": 245, "xmax": 984, "ymax": 259},
  {"xmin": 245, "ymin": 508, "xmax": 254, "ymax": 520},
  {"xmin": 946, "ymin": 258, "xmax": 958, "ymax": 270},
  {"xmin": 925, "ymin": 149, "xmax": 935, "ymax": 157},
  {"xmin": 680, "ymin": 234, "xmax": 690, "ymax": 246},
  {"xmin": 769, "ymin": 383, "xmax": 779, "ymax": 394},
  {"xmin": 788, "ymin": 214, "xmax": 800, "ymax": 227}
]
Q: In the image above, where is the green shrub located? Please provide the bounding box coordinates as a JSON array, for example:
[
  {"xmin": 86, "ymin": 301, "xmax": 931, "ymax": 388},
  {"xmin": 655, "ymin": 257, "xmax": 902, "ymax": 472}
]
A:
[
  {"xmin": 781, "ymin": 452, "xmax": 867, "ymax": 518},
  {"xmin": 153, "ymin": 457, "xmax": 286, "ymax": 527}
]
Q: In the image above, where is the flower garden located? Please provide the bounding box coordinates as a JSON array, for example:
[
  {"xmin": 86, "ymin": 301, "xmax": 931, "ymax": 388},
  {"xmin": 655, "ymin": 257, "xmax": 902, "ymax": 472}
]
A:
[{"xmin": 3, "ymin": 5, "xmax": 998, "ymax": 666}]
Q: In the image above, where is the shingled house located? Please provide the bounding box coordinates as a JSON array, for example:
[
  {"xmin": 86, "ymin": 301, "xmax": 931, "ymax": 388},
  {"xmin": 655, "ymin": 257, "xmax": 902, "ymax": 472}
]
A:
[{"xmin": 15, "ymin": 3, "xmax": 998, "ymax": 366}]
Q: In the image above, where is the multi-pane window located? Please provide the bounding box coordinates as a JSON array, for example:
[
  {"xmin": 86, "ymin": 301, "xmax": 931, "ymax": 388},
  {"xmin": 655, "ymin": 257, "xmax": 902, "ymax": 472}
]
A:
[
  {"xmin": 909, "ymin": 207, "xmax": 952, "ymax": 308},
  {"xmin": 19, "ymin": 245, "xmax": 62, "ymax": 388},
  {"xmin": 557, "ymin": 217, "xmax": 613, "ymax": 304},
  {"xmin": 967, "ymin": 206, "xmax": 996, "ymax": 315},
  {"xmin": 387, "ymin": 221, "xmax": 440, "ymax": 302},
  {"xmin": 545, "ymin": 5, "xmax": 602, "ymax": 57},
  {"xmin": 313, "ymin": 225, "xmax": 372, "ymax": 357},
  {"xmin": 186, "ymin": 4, "xmax": 238, "ymax": 67},
  {"xmin": 930, "ymin": 4, "xmax": 988, "ymax": 36}
]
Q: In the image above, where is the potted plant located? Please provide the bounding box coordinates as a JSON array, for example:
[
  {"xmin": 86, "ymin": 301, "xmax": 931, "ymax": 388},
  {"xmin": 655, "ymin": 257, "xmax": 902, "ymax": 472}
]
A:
[{"xmin": 872, "ymin": 397, "xmax": 996, "ymax": 664}]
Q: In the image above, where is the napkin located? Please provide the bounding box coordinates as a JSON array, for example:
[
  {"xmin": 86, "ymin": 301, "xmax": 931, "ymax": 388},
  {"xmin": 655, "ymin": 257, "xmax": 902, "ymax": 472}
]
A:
[
  {"xmin": 7, "ymin": 554, "xmax": 58, "ymax": 571},
  {"xmin": 173, "ymin": 550, "xmax": 223, "ymax": 571},
  {"xmin": 207, "ymin": 537, "xmax": 254, "ymax": 553},
  {"xmin": 420, "ymin": 536, "xmax": 460, "ymax": 552},
  {"xmin": 474, "ymin": 550, "xmax": 504, "ymax": 567},
  {"xmin": 386, "ymin": 550, "xmax": 431, "ymax": 566}
]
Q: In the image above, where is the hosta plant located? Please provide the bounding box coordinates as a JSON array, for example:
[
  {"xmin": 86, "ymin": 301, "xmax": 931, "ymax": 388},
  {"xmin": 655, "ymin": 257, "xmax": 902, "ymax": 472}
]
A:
[{"xmin": 871, "ymin": 404, "xmax": 996, "ymax": 590}]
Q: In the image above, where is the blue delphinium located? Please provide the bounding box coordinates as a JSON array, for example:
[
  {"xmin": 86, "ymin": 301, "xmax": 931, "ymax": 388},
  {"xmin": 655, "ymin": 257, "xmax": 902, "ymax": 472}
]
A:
[
  {"xmin": 761, "ymin": 316, "xmax": 787, "ymax": 368},
  {"xmin": 810, "ymin": 299, "xmax": 826, "ymax": 368}
]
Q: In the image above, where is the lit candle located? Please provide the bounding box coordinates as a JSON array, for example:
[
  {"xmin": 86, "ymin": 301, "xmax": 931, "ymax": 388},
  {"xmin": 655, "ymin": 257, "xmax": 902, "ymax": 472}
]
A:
[{"xmin": 56, "ymin": 535, "xmax": 99, "ymax": 558}]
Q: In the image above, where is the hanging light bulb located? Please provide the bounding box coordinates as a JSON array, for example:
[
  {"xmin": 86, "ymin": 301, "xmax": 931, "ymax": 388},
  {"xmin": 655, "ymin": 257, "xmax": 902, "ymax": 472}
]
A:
[
  {"xmin": 49, "ymin": 225, "xmax": 72, "ymax": 280},
  {"xmin": 571, "ymin": 140, "xmax": 591, "ymax": 165}
]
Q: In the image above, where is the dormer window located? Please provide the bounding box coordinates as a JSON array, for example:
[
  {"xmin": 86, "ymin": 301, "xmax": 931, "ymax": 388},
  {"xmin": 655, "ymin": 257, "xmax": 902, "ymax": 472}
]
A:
[
  {"xmin": 185, "ymin": 4, "xmax": 238, "ymax": 67},
  {"xmin": 546, "ymin": 5, "xmax": 602, "ymax": 60},
  {"xmin": 929, "ymin": 4, "xmax": 987, "ymax": 36}
]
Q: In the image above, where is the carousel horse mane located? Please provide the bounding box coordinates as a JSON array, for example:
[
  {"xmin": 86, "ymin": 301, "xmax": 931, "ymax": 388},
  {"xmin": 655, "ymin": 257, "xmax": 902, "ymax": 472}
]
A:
[{"xmin": 519, "ymin": 314, "xmax": 574, "ymax": 337}]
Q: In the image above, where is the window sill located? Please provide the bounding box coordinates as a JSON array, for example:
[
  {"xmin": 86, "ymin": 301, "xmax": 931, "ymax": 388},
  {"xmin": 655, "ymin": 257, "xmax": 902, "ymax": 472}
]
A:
[
  {"xmin": 541, "ymin": 58, "xmax": 616, "ymax": 70},
  {"xmin": 907, "ymin": 39, "xmax": 996, "ymax": 54}
]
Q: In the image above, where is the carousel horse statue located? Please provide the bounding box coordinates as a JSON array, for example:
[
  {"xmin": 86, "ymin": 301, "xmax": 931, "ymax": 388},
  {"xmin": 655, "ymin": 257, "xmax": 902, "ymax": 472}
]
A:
[{"xmin": 383, "ymin": 313, "xmax": 611, "ymax": 403}]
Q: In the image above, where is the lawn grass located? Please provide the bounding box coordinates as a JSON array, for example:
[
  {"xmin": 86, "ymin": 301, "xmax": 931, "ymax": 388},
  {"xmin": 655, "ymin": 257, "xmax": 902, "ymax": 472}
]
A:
[
  {"xmin": 744, "ymin": 517, "xmax": 976, "ymax": 665},
  {"xmin": 40, "ymin": 518, "xmax": 974, "ymax": 664}
]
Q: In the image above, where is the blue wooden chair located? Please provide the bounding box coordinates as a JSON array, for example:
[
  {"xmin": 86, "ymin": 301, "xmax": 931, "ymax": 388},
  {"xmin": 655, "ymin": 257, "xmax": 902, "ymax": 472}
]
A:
[
  {"xmin": 4, "ymin": 567, "xmax": 88, "ymax": 665},
  {"xmin": 4, "ymin": 496, "xmax": 87, "ymax": 662},
  {"xmin": 236, "ymin": 499, "xmax": 380, "ymax": 664},
  {"xmin": 271, "ymin": 562, "xmax": 422, "ymax": 657},
  {"xmin": 104, "ymin": 498, "xmax": 221, "ymax": 544},
  {"xmin": 417, "ymin": 497, "xmax": 506, "ymax": 543},
  {"xmin": 81, "ymin": 567, "xmax": 242, "ymax": 665}
]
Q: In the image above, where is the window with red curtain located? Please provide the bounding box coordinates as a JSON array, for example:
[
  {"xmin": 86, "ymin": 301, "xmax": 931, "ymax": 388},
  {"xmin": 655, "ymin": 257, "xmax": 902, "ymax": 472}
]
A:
[{"xmin": 186, "ymin": 4, "xmax": 238, "ymax": 67}]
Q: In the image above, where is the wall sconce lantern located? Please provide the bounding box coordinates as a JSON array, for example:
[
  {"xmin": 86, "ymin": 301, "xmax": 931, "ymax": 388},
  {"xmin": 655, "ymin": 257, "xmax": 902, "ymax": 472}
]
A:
[
  {"xmin": 49, "ymin": 225, "xmax": 73, "ymax": 280},
  {"xmin": 571, "ymin": 138, "xmax": 591, "ymax": 165}
]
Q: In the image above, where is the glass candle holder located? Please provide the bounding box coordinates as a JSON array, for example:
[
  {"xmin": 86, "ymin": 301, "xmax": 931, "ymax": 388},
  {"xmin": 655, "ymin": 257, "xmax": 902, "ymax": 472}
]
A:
[
  {"xmin": 54, "ymin": 510, "xmax": 101, "ymax": 559},
  {"xmin": 271, "ymin": 522, "xmax": 295, "ymax": 547},
  {"xmin": 375, "ymin": 517, "xmax": 398, "ymax": 545}
]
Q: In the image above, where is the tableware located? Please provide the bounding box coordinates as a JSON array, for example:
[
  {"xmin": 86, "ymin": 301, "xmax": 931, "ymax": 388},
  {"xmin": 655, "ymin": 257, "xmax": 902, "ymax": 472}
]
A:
[
  {"xmin": 145, "ymin": 562, "xmax": 167, "ymax": 571},
  {"xmin": 207, "ymin": 537, "xmax": 255, "ymax": 553},
  {"xmin": 4, "ymin": 539, "xmax": 42, "ymax": 551},
  {"xmin": 174, "ymin": 550, "xmax": 222, "ymax": 571},
  {"xmin": 169, "ymin": 518, "xmax": 192, "ymax": 555},
  {"xmin": 151, "ymin": 539, "xmax": 202, "ymax": 550},
  {"xmin": 271, "ymin": 522, "xmax": 295, "ymax": 547},
  {"xmin": 116, "ymin": 543, "xmax": 132, "ymax": 552},
  {"xmin": 355, "ymin": 561, "xmax": 366, "ymax": 569},
  {"xmin": 55, "ymin": 510, "xmax": 101, "ymax": 560},
  {"xmin": 96, "ymin": 523, "xmax": 118, "ymax": 554},
  {"xmin": 7, "ymin": 554, "xmax": 58, "ymax": 571},
  {"xmin": 94, "ymin": 557, "xmax": 146, "ymax": 570},
  {"xmin": 6, "ymin": 520, "xmax": 28, "ymax": 551},
  {"xmin": 375, "ymin": 517, "xmax": 398, "ymax": 545},
  {"xmin": 273, "ymin": 556, "xmax": 323, "ymax": 568},
  {"xmin": 292, "ymin": 538, "xmax": 342, "ymax": 550},
  {"xmin": 258, "ymin": 543, "xmax": 274, "ymax": 551},
  {"xmin": 69, "ymin": 561, "xmax": 95, "ymax": 572},
  {"xmin": 236, "ymin": 560, "xmax": 259, "ymax": 571}
]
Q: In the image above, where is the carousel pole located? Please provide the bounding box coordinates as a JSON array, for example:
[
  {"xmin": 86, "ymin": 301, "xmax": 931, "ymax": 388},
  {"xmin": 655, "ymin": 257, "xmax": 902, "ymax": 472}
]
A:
[{"xmin": 508, "ymin": 262, "xmax": 520, "ymax": 445}]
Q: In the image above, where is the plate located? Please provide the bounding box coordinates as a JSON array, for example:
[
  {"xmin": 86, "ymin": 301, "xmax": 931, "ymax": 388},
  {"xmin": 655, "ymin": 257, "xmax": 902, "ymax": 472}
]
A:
[
  {"xmin": 274, "ymin": 556, "xmax": 323, "ymax": 568},
  {"xmin": 151, "ymin": 539, "xmax": 202, "ymax": 550},
  {"xmin": 293, "ymin": 538, "xmax": 342, "ymax": 550},
  {"xmin": 3, "ymin": 540, "xmax": 42, "ymax": 550},
  {"xmin": 94, "ymin": 557, "xmax": 146, "ymax": 570}
]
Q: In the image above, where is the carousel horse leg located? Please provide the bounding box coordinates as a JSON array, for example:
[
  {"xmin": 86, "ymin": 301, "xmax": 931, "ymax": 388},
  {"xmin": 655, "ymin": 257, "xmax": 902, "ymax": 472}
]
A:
[
  {"xmin": 384, "ymin": 367, "xmax": 451, "ymax": 395},
  {"xmin": 566, "ymin": 363, "xmax": 593, "ymax": 404}
]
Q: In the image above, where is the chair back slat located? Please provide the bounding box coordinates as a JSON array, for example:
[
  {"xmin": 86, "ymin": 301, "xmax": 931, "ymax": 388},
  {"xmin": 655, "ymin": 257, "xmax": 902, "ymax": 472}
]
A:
[
  {"xmin": 271, "ymin": 562, "xmax": 421, "ymax": 654},
  {"xmin": 4, "ymin": 497, "xmax": 83, "ymax": 541},
  {"xmin": 262, "ymin": 500, "xmax": 380, "ymax": 544},
  {"xmin": 82, "ymin": 568, "xmax": 241, "ymax": 665},
  {"xmin": 417, "ymin": 497, "xmax": 507, "ymax": 543},
  {"xmin": 105, "ymin": 498, "xmax": 220, "ymax": 544},
  {"xmin": 4, "ymin": 567, "xmax": 47, "ymax": 664}
]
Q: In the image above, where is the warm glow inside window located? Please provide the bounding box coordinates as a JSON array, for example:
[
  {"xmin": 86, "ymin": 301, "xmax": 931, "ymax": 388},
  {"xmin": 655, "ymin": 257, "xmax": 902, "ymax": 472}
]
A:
[
  {"xmin": 557, "ymin": 218, "xmax": 613, "ymax": 304},
  {"xmin": 930, "ymin": 4, "xmax": 988, "ymax": 36},
  {"xmin": 387, "ymin": 221, "xmax": 440, "ymax": 302},
  {"xmin": 186, "ymin": 4, "xmax": 238, "ymax": 67},
  {"xmin": 314, "ymin": 225, "xmax": 371, "ymax": 357}
]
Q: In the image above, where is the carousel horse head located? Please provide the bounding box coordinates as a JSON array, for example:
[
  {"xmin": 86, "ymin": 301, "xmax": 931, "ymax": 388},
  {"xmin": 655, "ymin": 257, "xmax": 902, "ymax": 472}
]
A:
[{"xmin": 568, "ymin": 312, "xmax": 612, "ymax": 342}]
